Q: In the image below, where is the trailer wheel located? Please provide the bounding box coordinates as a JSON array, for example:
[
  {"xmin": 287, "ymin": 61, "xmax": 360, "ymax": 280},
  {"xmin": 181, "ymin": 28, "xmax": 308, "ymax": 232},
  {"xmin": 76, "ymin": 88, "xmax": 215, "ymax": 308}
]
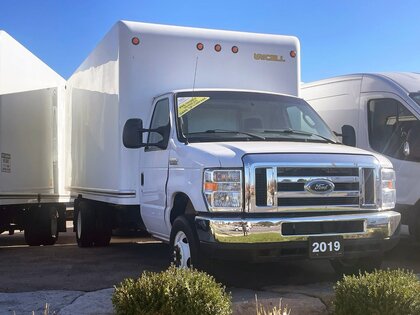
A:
[
  {"xmin": 93, "ymin": 208, "xmax": 112, "ymax": 247},
  {"xmin": 330, "ymin": 255, "xmax": 382, "ymax": 275},
  {"xmin": 170, "ymin": 216, "xmax": 200, "ymax": 269},
  {"xmin": 24, "ymin": 206, "xmax": 59, "ymax": 246},
  {"xmin": 75, "ymin": 201, "xmax": 95, "ymax": 247}
]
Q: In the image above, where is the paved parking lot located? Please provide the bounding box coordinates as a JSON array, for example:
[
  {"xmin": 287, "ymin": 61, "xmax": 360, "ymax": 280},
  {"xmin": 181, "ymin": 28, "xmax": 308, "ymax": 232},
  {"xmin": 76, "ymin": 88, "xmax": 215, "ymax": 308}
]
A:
[{"xmin": 1, "ymin": 225, "xmax": 419, "ymax": 293}]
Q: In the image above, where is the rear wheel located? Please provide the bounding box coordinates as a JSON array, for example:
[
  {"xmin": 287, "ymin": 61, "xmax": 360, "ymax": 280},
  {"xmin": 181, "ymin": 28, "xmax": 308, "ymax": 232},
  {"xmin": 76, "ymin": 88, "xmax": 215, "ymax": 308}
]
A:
[
  {"xmin": 24, "ymin": 206, "xmax": 59, "ymax": 246},
  {"xmin": 93, "ymin": 207, "xmax": 112, "ymax": 247},
  {"xmin": 330, "ymin": 255, "xmax": 383, "ymax": 275},
  {"xmin": 75, "ymin": 201, "xmax": 95, "ymax": 247},
  {"xmin": 170, "ymin": 216, "xmax": 200, "ymax": 269}
]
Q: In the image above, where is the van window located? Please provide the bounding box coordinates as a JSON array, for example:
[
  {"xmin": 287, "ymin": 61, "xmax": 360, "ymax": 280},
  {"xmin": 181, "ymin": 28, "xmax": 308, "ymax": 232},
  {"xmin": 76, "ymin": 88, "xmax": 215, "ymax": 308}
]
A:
[
  {"xmin": 147, "ymin": 98, "xmax": 169, "ymax": 149},
  {"xmin": 368, "ymin": 98, "xmax": 420, "ymax": 162}
]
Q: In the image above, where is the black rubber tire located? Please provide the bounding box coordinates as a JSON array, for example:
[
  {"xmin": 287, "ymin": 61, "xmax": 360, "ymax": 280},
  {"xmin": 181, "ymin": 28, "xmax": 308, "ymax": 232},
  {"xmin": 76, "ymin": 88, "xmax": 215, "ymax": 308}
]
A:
[
  {"xmin": 24, "ymin": 206, "xmax": 59, "ymax": 246},
  {"xmin": 408, "ymin": 213, "xmax": 420, "ymax": 242},
  {"xmin": 170, "ymin": 216, "xmax": 200, "ymax": 269},
  {"xmin": 330, "ymin": 255, "xmax": 383, "ymax": 275},
  {"xmin": 75, "ymin": 201, "xmax": 95, "ymax": 247},
  {"xmin": 93, "ymin": 208, "xmax": 112, "ymax": 247}
]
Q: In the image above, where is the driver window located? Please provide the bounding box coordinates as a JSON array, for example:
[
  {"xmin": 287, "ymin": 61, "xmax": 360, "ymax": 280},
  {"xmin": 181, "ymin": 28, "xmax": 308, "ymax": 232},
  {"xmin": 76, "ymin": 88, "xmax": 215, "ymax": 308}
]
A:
[
  {"xmin": 147, "ymin": 98, "xmax": 170, "ymax": 150},
  {"xmin": 368, "ymin": 98, "xmax": 420, "ymax": 162}
]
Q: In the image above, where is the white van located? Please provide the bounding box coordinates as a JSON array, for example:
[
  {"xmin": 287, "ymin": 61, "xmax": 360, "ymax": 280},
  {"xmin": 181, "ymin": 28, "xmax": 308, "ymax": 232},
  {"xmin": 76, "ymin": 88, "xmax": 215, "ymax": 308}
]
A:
[
  {"xmin": 0, "ymin": 31, "xmax": 67, "ymax": 245},
  {"xmin": 66, "ymin": 22, "xmax": 400, "ymax": 274},
  {"xmin": 302, "ymin": 73, "xmax": 420, "ymax": 241}
]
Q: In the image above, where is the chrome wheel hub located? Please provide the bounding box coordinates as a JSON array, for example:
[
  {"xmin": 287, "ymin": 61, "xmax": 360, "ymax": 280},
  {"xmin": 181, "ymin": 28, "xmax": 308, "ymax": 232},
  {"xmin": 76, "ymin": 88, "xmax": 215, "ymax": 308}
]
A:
[{"xmin": 173, "ymin": 231, "xmax": 191, "ymax": 268}]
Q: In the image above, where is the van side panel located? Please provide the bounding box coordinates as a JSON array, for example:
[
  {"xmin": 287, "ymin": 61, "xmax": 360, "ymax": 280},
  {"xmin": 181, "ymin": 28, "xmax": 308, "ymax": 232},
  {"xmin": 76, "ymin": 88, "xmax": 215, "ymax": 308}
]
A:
[{"xmin": 302, "ymin": 78, "xmax": 362, "ymax": 139}]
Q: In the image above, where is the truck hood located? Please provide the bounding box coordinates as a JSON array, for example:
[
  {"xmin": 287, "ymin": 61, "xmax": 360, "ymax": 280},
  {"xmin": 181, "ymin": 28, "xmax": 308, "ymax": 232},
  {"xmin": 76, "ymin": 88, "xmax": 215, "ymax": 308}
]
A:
[{"xmin": 186, "ymin": 141, "xmax": 393, "ymax": 168}]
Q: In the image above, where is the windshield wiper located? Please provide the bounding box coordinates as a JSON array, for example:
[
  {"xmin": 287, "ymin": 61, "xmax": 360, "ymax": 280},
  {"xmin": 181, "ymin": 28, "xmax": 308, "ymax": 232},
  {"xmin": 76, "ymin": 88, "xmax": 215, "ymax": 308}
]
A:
[
  {"xmin": 188, "ymin": 129, "xmax": 266, "ymax": 140},
  {"xmin": 262, "ymin": 128, "xmax": 337, "ymax": 144}
]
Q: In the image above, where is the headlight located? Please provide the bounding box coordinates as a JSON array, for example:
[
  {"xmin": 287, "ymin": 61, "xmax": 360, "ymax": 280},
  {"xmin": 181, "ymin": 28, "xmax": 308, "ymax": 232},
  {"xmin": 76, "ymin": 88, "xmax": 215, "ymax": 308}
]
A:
[
  {"xmin": 381, "ymin": 168, "xmax": 396, "ymax": 210},
  {"xmin": 203, "ymin": 169, "xmax": 243, "ymax": 212}
]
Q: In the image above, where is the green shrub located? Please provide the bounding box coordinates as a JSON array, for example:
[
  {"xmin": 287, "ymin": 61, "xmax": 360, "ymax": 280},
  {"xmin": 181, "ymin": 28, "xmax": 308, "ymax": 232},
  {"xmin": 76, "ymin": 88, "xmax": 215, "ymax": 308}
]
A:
[
  {"xmin": 112, "ymin": 265, "xmax": 232, "ymax": 315},
  {"xmin": 334, "ymin": 269, "xmax": 420, "ymax": 315}
]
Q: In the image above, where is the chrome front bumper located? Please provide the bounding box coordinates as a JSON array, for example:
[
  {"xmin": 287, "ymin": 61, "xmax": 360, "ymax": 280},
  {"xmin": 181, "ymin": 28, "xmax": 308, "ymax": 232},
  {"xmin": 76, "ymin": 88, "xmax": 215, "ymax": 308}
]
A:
[{"xmin": 195, "ymin": 211, "xmax": 401, "ymax": 244}]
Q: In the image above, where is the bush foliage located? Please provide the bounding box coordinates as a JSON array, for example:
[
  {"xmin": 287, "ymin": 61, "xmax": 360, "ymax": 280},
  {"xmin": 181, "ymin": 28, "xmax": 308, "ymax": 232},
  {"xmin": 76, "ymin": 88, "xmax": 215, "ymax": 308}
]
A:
[
  {"xmin": 112, "ymin": 265, "xmax": 232, "ymax": 315},
  {"xmin": 334, "ymin": 269, "xmax": 420, "ymax": 315}
]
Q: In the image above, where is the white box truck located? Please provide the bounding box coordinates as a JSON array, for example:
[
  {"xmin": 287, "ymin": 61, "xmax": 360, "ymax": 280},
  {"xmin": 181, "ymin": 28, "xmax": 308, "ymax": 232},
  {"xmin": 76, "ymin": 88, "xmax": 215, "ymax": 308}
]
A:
[
  {"xmin": 0, "ymin": 31, "xmax": 67, "ymax": 245},
  {"xmin": 302, "ymin": 73, "xmax": 420, "ymax": 241},
  {"xmin": 67, "ymin": 21, "xmax": 400, "ymax": 274}
]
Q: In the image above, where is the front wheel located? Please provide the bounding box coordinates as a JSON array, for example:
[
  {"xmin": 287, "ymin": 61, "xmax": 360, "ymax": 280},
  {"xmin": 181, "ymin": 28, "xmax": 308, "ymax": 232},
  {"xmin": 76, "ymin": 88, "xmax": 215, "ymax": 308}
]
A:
[
  {"xmin": 330, "ymin": 255, "xmax": 383, "ymax": 275},
  {"xmin": 170, "ymin": 216, "xmax": 200, "ymax": 269},
  {"xmin": 408, "ymin": 212, "xmax": 420, "ymax": 242}
]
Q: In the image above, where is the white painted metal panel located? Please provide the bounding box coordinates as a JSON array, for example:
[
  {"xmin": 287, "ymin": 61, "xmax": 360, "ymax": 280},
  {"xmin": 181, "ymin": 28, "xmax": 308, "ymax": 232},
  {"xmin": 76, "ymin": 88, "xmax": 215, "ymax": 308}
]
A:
[{"xmin": 0, "ymin": 89, "xmax": 56, "ymax": 205}]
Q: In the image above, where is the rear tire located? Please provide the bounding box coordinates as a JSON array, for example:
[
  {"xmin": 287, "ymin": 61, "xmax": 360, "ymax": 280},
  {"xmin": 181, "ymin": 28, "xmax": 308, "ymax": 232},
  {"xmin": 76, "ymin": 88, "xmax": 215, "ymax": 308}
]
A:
[
  {"xmin": 408, "ymin": 212, "xmax": 420, "ymax": 242},
  {"xmin": 24, "ymin": 206, "xmax": 59, "ymax": 246},
  {"xmin": 330, "ymin": 255, "xmax": 383, "ymax": 275},
  {"xmin": 75, "ymin": 201, "xmax": 95, "ymax": 247},
  {"xmin": 170, "ymin": 216, "xmax": 200, "ymax": 269},
  {"xmin": 93, "ymin": 207, "xmax": 112, "ymax": 247}
]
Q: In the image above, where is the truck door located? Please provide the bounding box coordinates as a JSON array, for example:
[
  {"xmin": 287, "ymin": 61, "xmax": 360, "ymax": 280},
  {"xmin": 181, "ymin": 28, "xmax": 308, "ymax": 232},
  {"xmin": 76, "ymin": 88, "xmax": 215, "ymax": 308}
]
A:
[
  {"xmin": 359, "ymin": 92, "xmax": 420, "ymax": 208},
  {"xmin": 139, "ymin": 97, "xmax": 171, "ymax": 238}
]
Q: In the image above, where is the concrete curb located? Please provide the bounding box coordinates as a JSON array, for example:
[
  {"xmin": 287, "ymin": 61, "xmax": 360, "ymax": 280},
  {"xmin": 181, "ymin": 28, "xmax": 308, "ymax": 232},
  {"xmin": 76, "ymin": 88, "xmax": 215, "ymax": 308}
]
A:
[{"xmin": 0, "ymin": 286, "xmax": 332, "ymax": 315}]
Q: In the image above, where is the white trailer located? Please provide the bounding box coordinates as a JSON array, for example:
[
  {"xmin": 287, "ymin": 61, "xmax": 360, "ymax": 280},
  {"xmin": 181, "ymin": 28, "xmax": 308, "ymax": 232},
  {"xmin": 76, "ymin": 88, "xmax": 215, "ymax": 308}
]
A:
[
  {"xmin": 0, "ymin": 31, "xmax": 67, "ymax": 245},
  {"xmin": 67, "ymin": 21, "xmax": 400, "ymax": 274},
  {"xmin": 302, "ymin": 73, "xmax": 420, "ymax": 241}
]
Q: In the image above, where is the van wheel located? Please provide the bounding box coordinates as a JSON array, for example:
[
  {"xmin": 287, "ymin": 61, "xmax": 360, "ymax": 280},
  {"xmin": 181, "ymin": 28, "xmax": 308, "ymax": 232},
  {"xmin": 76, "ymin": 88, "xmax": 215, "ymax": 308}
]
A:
[
  {"xmin": 25, "ymin": 206, "xmax": 59, "ymax": 246},
  {"xmin": 75, "ymin": 201, "xmax": 95, "ymax": 247},
  {"xmin": 170, "ymin": 216, "xmax": 200, "ymax": 269},
  {"xmin": 330, "ymin": 255, "xmax": 382, "ymax": 275}
]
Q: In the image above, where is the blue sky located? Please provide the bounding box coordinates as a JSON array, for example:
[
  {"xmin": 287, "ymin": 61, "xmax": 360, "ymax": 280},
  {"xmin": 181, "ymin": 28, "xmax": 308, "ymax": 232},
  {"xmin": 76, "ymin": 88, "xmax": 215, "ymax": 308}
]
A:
[{"xmin": 0, "ymin": 0, "xmax": 419, "ymax": 81}]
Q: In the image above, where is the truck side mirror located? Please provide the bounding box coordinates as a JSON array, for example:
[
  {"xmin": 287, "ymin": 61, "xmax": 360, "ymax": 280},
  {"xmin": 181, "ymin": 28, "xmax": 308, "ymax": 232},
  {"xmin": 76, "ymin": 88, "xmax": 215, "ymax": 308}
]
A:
[
  {"xmin": 123, "ymin": 118, "xmax": 145, "ymax": 148},
  {"xmin": 341, "ymin": 125, "xmax": 356, "ymax": 147}
]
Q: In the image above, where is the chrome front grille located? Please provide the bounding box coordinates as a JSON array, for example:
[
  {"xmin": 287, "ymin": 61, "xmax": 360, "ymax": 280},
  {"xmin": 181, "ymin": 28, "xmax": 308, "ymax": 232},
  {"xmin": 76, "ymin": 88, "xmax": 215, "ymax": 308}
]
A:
[{"xmin": 243, "ymin": 154, "xmax": 380, "ymax": 213}]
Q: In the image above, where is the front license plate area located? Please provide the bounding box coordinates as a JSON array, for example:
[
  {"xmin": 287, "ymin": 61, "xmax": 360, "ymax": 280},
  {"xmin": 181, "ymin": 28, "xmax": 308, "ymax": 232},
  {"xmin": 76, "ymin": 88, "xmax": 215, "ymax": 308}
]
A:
[{"xmin": 309, "ymin": 236, "xmax": 344, "ymax": 259}]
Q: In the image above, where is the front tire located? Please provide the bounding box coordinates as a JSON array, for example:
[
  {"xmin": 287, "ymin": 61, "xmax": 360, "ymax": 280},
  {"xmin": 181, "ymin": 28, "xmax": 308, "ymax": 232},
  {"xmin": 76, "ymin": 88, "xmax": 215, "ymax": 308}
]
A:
[
  {"xmin": 330, "ymin": 255, "xmax": 383, "ymax": 275},
  {"xmin": 408, "ymin": 212, "xmax": 420, "ymax": 242},
  {"xmin": 170, "ymin": 216, "xmax": 200, "ymax": 269}
]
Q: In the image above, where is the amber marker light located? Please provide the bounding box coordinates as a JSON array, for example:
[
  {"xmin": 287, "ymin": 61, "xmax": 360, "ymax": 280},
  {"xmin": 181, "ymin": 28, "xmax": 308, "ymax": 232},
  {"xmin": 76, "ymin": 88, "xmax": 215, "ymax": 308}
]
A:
[
  {"xmin": 196, "ymin": 42, "xmax": 204, "ymax": 51},
  {"xmin": 214, "ymin": 44, "xmax": 222, "ymax": 52},
  {"xmin": 232, "ymin": 46, "xmax": 239, "ymax": 53},
  {"xmin": 204, "ymin": 182, "xmax": 218, "ymax": 191},
  {"xmin": 131, "ymin": 37, "xmax": 140, "ymax": 45},
  {"xmin": 290, "ymin": 50, "xmax": 297, "ymax": 58}
]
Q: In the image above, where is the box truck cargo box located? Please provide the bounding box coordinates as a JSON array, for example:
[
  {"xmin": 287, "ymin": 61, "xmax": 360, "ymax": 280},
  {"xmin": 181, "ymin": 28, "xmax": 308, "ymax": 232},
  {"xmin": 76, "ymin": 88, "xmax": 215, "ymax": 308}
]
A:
[
  {"xmin": 0, "ymin": 31, "xmax": 67, "ymax": 245},
  {"xmin": 302, "ymin": 72, "xmax": 420, "ymax": 241},
  {"xmin": 67, "ymin": 21, "xmax": 400, "ymax": 274}
]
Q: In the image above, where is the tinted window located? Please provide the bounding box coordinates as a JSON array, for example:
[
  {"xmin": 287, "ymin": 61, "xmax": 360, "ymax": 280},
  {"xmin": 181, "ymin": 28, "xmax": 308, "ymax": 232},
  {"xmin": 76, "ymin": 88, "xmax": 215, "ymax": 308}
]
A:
[
  {"xmin": 368, "ymin": 98, "xmax": 420, "ymax": 161},
  {"xmin": 147, "ymin": 98, "xmax": 169, "ymax": 149}
]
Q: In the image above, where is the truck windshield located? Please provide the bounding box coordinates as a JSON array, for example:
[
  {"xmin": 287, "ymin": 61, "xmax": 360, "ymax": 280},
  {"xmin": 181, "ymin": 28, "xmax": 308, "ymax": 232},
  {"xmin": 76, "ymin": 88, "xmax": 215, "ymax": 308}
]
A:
[
  {"xmin": 175, "ymin": 91, "xmax": 337, "ymax": 143},
  {"xmin": 410, "ymin": 92, "xmax": 420, "ymax": 106}
]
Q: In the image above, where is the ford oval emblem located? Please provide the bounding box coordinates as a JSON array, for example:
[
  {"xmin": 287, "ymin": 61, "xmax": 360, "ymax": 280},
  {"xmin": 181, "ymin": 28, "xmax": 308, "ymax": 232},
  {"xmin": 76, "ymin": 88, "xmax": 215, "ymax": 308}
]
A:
[{"xmin": 305, "ymin": 179, "xmax": 335, "ymax": 194}]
